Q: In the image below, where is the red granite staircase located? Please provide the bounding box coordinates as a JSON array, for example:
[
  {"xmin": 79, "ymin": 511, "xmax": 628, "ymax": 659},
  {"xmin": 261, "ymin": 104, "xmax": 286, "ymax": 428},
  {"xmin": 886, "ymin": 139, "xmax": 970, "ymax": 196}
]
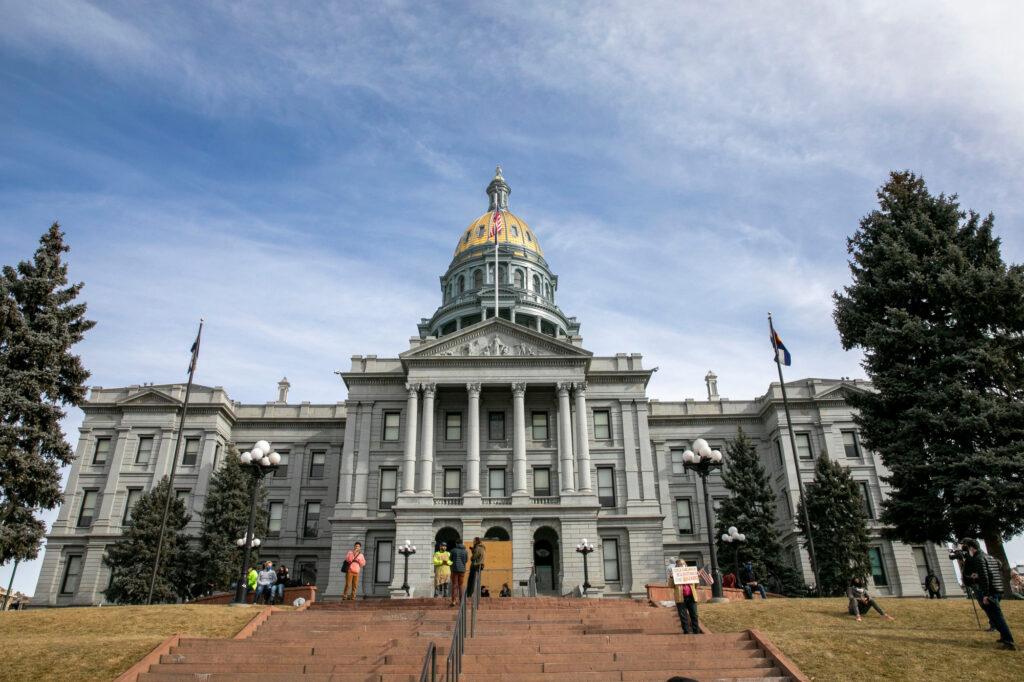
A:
[{"xmin": 133, "ymin": 597, "xmax": 803, "ymax": 682}]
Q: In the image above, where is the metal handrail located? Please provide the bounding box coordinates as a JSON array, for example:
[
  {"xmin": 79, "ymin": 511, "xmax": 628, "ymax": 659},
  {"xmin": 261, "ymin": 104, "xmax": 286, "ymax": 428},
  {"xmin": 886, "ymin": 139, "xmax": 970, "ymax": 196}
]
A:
[
  {"xmin": 419, "ymin": 642, "xmax": 436, "ymax": 682},
  {"xmin": 527, "ymin": 565, "xmax": 538, "ymax": 597},
  {"xmin": 445, "ymin": 585, "xmax": 468, "ymax": 681},
  {"xmin": 470, "ymin": 567, "xmax": 481, "ymax": 635}
]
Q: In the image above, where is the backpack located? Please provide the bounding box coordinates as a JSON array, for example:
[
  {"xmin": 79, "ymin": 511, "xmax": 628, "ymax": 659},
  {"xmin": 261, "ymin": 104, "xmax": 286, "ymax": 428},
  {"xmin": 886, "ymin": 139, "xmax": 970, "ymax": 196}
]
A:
[{"xmin": 341, "ymin": 559, "xmax": 351, "ymax": 574}]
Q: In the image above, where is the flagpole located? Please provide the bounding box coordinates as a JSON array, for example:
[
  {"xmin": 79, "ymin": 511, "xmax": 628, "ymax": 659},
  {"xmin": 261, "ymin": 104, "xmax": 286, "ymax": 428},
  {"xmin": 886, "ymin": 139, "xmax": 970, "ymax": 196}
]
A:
[
  {"xmin": 768, "ymin": 312, "xmax": 821, "ymax": 593},
  {"xmin": 147, "ymin": 318, "xmax": 203, "ymax": 604},
  {"xmin": 494, "ymin": 212, "xmax": 499, "ymax": 319}
]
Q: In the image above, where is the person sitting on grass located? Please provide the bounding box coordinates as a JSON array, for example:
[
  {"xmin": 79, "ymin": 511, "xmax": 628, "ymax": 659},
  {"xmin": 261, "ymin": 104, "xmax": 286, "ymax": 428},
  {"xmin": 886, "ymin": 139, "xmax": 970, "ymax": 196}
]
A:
[{"xmin": 847, "ymin": 577, "xmax": 895, "ymax": 622}]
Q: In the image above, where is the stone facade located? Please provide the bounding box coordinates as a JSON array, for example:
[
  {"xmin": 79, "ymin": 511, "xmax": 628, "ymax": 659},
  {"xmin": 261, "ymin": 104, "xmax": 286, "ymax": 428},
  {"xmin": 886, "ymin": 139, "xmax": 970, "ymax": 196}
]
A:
[{"xmin": 34, "ymin": 171, "xmax": 958, "ymax": 605}]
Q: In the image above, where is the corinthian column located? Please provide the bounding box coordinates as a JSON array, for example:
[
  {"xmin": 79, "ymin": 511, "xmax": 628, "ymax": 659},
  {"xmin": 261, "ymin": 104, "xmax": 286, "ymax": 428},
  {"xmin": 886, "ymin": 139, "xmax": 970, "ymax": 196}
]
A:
[
  {"xmin": 574, "ymin": 382, "xmax": 593, "ymax": 492},
  {"xmin": 512, "ymin": 383, "xmax": 528, "ymax": 494},
  {"xmin": 401, "ymin": 383, "xmax": 419, "ymax": 493},
  {"xmin": 466, "ymin": 383, "xmax": 481, "ymax": 496},
  {"xmin": 418, "ymin": 383, "xmax": 436, "ymax": 495},
  {"xmin": 556, "ymin": 382, "xmax": 576, "ymax": 493}
]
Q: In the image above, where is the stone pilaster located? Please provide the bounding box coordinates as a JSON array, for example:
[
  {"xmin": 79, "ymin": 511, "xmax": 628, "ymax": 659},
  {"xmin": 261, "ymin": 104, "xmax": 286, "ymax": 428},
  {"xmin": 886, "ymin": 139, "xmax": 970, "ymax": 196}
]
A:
[
  {"xmin": 556, "ymin": 383, "xmax": 576, "ymax": 493},
  {"xmin": 573, "ymin": 383, "xmax": 593, "ymax": 493},
  {"xmin": 512, "ymin": 382, "xmax": 528, "ymax": 495},
  {"xmin": 418, "ymin": 383, "xmax": 436, "ymax": 495},
  {"xmin": 465, "ymin": 383, "xmax": 481, "ymax": 497},
  {"xmin": 401, "ymin": 384, "xmax": 419, "ymax": 494}
]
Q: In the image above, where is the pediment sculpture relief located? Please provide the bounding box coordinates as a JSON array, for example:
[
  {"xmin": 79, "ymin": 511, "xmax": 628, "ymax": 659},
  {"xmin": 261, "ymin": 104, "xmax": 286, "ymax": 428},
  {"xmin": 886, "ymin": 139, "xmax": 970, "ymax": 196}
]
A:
[{"xmin": 438, "ymin": 333, "xmax": 542, "ymax": 357}]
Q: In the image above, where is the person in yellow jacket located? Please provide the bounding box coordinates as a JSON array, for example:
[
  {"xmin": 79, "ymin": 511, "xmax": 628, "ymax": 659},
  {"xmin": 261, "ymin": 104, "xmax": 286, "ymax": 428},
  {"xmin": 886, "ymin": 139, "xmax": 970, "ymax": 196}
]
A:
[
  {"xmin": 246, "ymin": 566, "xmax": 258, "ymax": 602},
  {"xmin": 668, "ymin": 558, "xmax": 701, "ymax": 634},
  {"xmin": 433, "ymin": 542, "xmax": 452, "ymax": 598}
]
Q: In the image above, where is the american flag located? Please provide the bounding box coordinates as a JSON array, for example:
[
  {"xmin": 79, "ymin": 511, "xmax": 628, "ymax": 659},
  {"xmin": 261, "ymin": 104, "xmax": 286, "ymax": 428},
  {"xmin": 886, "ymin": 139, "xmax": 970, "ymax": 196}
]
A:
[
  {"xmin": 698, "ymin": 567, "xmax": 714, "ymax": 585},
  {"xmin": 489, "ymin": 209, "xmax": 503, "ymax": 240}
]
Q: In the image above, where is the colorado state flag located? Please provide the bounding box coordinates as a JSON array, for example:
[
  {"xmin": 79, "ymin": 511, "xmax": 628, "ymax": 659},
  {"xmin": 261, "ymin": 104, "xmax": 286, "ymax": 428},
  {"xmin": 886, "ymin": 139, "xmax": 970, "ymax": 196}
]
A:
[{"xmin": 771, "ymin": 329, "xmax": 792, "ymax": 366}]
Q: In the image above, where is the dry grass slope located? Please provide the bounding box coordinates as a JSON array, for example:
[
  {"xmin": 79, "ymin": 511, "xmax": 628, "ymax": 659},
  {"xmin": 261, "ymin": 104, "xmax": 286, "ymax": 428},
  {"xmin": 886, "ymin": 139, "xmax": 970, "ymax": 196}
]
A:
[
  {"xmin": 0, "ymin": 604, "xmax": 257, "ymax": 682},
  {"xmin": 702, "ymin": 597, "xmax": 1023, "ymax": 681}
]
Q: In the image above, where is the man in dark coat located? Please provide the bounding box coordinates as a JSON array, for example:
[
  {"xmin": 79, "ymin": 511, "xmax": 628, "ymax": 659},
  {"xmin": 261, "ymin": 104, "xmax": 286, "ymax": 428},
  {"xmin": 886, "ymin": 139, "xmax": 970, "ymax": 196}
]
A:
[
  {"xmin": 961, "ymin": 537, "xmax": 1015, "ymax": 650},
  {"xmin": 448, "ymin": 537, "xmax": 469, "ymax": 607}
]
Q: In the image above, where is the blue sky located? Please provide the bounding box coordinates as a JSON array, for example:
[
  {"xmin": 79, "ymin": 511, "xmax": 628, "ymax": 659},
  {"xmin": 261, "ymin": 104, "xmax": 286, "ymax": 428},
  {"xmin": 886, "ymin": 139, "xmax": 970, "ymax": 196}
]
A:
[{"xmin": 2, "ymin": 1, "xmax": 1023, "ymax": 595}]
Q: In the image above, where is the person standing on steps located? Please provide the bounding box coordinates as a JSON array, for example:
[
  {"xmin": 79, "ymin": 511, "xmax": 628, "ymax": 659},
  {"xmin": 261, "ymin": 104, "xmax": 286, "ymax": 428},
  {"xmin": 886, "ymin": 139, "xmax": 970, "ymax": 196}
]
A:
[
  {"xmin": 448, "ymin": 537, "xmax": 468, "ymax": 607},
  {"xmin": 669, "ymin": 559, "xmax": 700, "ymax": 634},
  {"xmin": 341, "ymin": 541, "xmax": 367, "ymax": 600},
  {"xmin": 433, "ymin": 542, "xmax": 452, "ymax": 598},
  {"xmin": 468, "ymin": 537, "xmax": 486, "ymax": 597}
]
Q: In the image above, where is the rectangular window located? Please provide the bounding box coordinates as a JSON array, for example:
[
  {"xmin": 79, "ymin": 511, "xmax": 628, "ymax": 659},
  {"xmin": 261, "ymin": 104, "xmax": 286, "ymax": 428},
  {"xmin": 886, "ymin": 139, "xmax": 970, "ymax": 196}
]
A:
[
  {"xmin": 859, "ymin": 481, "xmax": 874, "ymax": 519},
  {"xmin": 843, "ymin": 431, "xmax": 862, "ymax": 459},
  {"xmin": 593, "ymin": 410, "xmax": 611, "ymax": 440},
  {"xmin": 488, "ymin": 468, "xmax": 506, "ymax": 498},
  {"xmin": 77, "ymin": 490, "xmax": 98, "ymax": 527},
  {"xmin": 912, "ymin": 547, "xmax": 930, "ymax": 588},
  {"xmin": 445, "ymin": 412, "xmax": 462, "ymax": 441},
  {"xmin": 93, "ymin": 438, "xmax": 111, "ymax": 465},
  {"xmin": 444, "ymin": 468, "xmax": 462, "ymax": 498},
  {"xmin": 533, "ymin": 467, "xmax": 551, "ymax": 497},
  {"xmin": 775, "ymin": 439, "xmax": 785, "ymax": 466},
  {"xmin": 597, "ymin": 466, "xmax": 615, "ymax": 507},
  {"xmin": 268, "ymin": 501, "xmax": 284, "ymax": 536},
  {"xmin": 375, "ymin": 540, "xmax": 394, "ymax": 584},
  {"xmin": 135, "ymin": 436, "xmax": 154, "ymax": 464},
  {"xmin": 531, "ymin": 411, "xmax": 548, "ymax": 440},
  {"xmin": 298, "ymin": 560, "xmax": 317, "ymax": 586},
  {"xmin": 713, "ymin": 496, "xmax": 727, "ymax": 515},
  {"xmin": 309, "ymin": 451, "xmax": 326, "ymax": 479},
  {"xmin": 602, "ymin": 538, "xmax": 620, "ymax": 582},
  {"xmin": 379, "ymin": 468, "xmax": 398, "ymax": 510},
  {"xmin": 670, "ymin": 448, "xmax": 685, "ymax": 475},
  {"xmin": 123, "ymin": 488, "xmax": 142, "ymax": 523},
  {"xmin": 795, "ymin": 433, "xmax": 813, "ymax": 459},
  {"xmin": 303, "ymin": 501, "xmax": 320, "ymax": 538},
  {"xmin": 213, "ymin": 443, "xmax": 221, "ymax": 469},
  {"xmin": 60, "ymin": 555, "xmax": 83, "ymax": 595},
  {"xmin": 675, "ymin": 499, "xmax": 693, "ymax": 534},
  {"xmin": 175, "ymin": 489, "xmax": 190, "ymax": 509},
  {"xmin": 383, "ymin": 411, "xmax": 400, "ymax": 441},
  {"xmin": 488, "ymin": 411, "xmax": 505, "ymax": 440},
  {"xmin": 182, "ymin": 438, "xmax": 200, "ymax": 466},
  {"xmin": 868, "ymin": 547, "xmax": 888, "ymax": 586},
  {"xmin": 780, "ymin": 491, "xmax": 792, "ymax": 519},
  {"xmin": 275, "ymin": 451, "xmax": 289, "ymax": 478}
]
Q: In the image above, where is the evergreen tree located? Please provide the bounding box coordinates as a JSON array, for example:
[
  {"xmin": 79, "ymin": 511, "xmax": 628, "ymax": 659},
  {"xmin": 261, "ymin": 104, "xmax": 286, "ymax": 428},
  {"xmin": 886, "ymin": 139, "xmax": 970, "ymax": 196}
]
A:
[
  {"xmin": 796, "ymin": 454, "xmax": 871, "ymax": 596},
  {"xmin": 196, "ymin": 444, "xmax": 268, "ymax": 591},
  {"xmin": 0, "ymin": 223, "xmax": 95, "ymax": 566},
  {"xmin": 834, "ymin": 171, "xmax": 1024, "ymax": 594},
  {"xmin": 104, "ymin": 477, "xmax": 196, "ymax": 603},
  {"xmin": 714, "ymin": 428, "xmax": 805, "ymax": 595}
]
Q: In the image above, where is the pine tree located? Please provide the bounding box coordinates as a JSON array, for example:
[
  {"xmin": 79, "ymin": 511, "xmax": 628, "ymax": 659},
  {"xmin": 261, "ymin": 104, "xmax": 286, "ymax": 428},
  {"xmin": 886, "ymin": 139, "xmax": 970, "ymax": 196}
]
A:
[
  {"xmin": 714, "ymin": 428, "xmax": 805, "ymax": 595},
  {"xmin": 196, "ymin": 444, "xmax": 268, "ymax": 591},
  {"xmin": 104, "ymin": 477, "xmax": 196, "ymax": 603},
  {"xmin": 0, "ymin": 223, "xmax": 95, "ymax": 566},
  {"xmin": 796, "ymin": 454, "xmax": 871, "ymax": 596},
  {"xmin": 834, "ymin": 171, "xmax": 1024, "ymax": 595}
]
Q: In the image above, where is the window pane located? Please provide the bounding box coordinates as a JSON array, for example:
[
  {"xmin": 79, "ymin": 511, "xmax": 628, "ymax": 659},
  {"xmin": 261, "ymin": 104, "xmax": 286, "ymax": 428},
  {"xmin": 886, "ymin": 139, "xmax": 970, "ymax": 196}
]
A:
[
  {"xmin": 843, "ymin": 431, "xmax": 861, "ymax": 459},
  {"xmin": 383, "ymin": 412, "xmax": 400, "ymax": 441},
  {"xmin": 533, "ymin": 468, "xmax": 551, "ymax": 496},
  {"xmin": 859, "ymin": 482, "xmax": 873, "ymax": 518},
  {"xmin": 78, "ymin": 491, "xmax": 97, "ymax": 527},
  {"xmin": 869, "ymin": 547, "xmax": 888, "ymax": 586},
  {"xmin": 602, "ymin": 539, "xmax": 620, "ymax": 582},
  {"xmin": 268, "ymin": 501, "xmax": 283, "ymax": 534},
  {"xmin": 675, "ymin": 499, "xmax": 692, "ymax": 533},
  {"xmin": 795, "ymin": 434, "xmax": 812, "ymax": 459},
  {"xmin": 489, "ymin": 468, "xmax": 506, "ymax": 497},
  {"xmin": 175, "ymin": 489, "xmax": 190, "ymax": 509},
  {"xmin": 446, "ymin": 413, "xmax": 462, "ymax": 441},
  {"xmin": 593, "ymin": 411, "xmax": 610, "ymax": 440},
  {"xmin": 597, "ymin": 467, "xmax": 615, "ymax": 507},
  {"xmin": 182, "ymin": 438, "xmax": 200, "ymax": 466},
  {"xmin": 489, "ymin": 412, "xmax": 505, "ymax": 440},
  {"xmin": 274, "ymin": 451, "xmax": 290, "ymax": 477},
  {"xmin": 444, "ymin": 469, "xmax": 462, "ymax": 497},
  {"xmin": 912, "ymin": 547, "xmax": 930, "ymax": 587},
  {"xmin": 93, "ymin": 438, "xmax": 111, "ymax": 464},
  {"xmin": 380, "ymin": 468, "xmax": 398, "ymax": 509},
  {"xmin": 775, "ymin": 440, "xmax": 785, "ymax": 466},
  {"xmin": 304, "ymin": 501, "xmax": 320, "ymax": 537},
  {"xmin": 123, "ymin": 489, "xmax": 142, "ymax": 523},
  {"xmin": 670, "ymin": 449, "xmax": 684, "ymax": 475},
  {"xmin": 135, "ymin": 437, "xmax": 154, "ymax": 464},
  {"xmin": 375, "ymin": 541, "xmax": 394, "ymax": 584},
  {"xmin": 61, "ymin": 556, "xmax": 83, "ymax": 594},
  {"xmin": 531, "ymin": 412, "xmax": 548, "ymax": 440},
  {"xmin": 309, "ymin": 451, "xmax": 326, "ymax": 479}
]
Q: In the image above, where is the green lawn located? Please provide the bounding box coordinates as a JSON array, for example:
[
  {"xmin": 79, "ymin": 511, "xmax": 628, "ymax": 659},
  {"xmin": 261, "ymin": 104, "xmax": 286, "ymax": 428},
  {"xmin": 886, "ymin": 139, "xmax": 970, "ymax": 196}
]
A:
[
  {"xmin": 701, "ymin": 597, "xmax": 1023, "ymax": 681},
  {"xmin": 0, "ymin": 604, "xmax": 260, "ymax": 681}
]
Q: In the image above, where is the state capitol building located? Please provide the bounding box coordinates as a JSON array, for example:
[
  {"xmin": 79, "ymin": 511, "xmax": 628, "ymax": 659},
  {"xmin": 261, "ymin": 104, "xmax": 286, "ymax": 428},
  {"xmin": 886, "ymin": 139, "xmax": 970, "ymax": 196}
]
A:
[{"xmin": 35, "ymin": 169, "xmax": 957, "ymax": 605}]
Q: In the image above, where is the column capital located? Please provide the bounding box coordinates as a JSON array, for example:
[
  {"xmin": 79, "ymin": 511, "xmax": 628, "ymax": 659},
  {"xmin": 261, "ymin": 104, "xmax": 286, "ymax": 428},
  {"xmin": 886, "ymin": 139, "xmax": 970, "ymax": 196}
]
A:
[
  {"xmin": 421, "ymin": 382, "xmax": 437, "ymax": 397},
  {"xmin": 511, "ymin": 382, "xmax": 527, "ymax": 397},
  {"xmin": 466, "ymin": 382, "xmax": 482, "ymax": 397},
  {"xmin": 556, "ymin": 382, "xmax": 573, "ymax": 396},
  {"xmin": 573, "ymin": 381, "xmax": 588, "ymax": 396},
  {"xmin": 405, "ymin": 382, "xmax": 420, "ymax": 395}
]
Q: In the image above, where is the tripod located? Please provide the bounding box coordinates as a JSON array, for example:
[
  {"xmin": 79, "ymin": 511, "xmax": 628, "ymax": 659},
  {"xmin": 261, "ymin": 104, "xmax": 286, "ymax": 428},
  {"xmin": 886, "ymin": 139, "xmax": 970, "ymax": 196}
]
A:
[{"xmin": 963, "ymin": 586, "xmax": 983, "ymax": 629}]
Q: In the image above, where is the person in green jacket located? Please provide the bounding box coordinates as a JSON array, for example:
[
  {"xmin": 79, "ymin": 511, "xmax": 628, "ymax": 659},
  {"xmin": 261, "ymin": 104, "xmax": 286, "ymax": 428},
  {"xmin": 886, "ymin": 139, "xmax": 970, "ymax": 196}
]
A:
[
  {"xmin": 246, "ymin": 566, "xmax": 258, "ymax": 601},
  {"xmin": 433, "ymin": 542, "xmax": 452, "ymax": 598}
]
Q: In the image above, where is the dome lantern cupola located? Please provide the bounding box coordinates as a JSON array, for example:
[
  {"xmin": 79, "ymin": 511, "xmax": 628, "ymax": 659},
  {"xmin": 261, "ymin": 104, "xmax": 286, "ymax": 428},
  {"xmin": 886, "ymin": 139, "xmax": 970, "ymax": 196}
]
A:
[{"xmin": 486, "ymin": 165, "xmax": 510, "ymax": 211}]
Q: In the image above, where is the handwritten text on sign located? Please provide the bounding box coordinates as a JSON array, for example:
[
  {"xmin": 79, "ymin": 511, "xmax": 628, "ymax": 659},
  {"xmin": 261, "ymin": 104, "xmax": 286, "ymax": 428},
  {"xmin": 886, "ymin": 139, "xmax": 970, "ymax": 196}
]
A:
[{"xmin": 672, "ymin": 566, "xmax": 700, "ymax": 585}]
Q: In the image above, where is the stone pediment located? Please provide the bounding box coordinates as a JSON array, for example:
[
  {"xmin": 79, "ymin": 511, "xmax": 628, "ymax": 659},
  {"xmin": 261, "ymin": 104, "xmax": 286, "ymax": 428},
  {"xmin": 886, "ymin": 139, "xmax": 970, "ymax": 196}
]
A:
[
  {"xmin": 815, "ymin": 382, "xmax": 870, "ymax": 401},
  {"xmin": 402, "ymin": 319, "xmax": 591, "ymax": 360},
  {"xmin": 118, "ymin": 389, "xmax": 180, "ymax": 406}
]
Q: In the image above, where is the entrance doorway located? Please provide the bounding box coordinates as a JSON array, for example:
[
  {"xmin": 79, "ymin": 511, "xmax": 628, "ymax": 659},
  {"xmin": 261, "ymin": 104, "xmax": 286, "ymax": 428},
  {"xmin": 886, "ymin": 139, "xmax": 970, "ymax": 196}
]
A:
[
  {"xmin": 533, "ymin": 526, "xmax": 559, "ymax": 594},
  {"xmin": 435, "ymin": 526, "xmax": 461, "ymax": 551}
]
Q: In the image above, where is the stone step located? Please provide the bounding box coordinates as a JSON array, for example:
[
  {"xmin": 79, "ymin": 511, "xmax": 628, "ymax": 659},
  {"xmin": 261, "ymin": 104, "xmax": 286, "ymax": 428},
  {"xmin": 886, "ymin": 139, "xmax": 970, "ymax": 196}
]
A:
[
  {"xmin": 140, "ymin": 674, "xmax": 420, "ymax": 682},
  {"xmin": 460, "ymin": 670, "xmax": 784, "ymax": 682}
]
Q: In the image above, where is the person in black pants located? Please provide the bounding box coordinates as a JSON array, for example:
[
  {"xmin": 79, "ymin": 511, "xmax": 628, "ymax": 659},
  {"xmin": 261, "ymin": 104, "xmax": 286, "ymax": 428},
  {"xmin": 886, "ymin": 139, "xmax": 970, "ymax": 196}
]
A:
[
  {"xmin": 668, "ymin": 559, "xmax": 700, "ymax": 635},
  {"xmin": 961, "ymin": 537, "xmax": 1015, "ymax": 650}
]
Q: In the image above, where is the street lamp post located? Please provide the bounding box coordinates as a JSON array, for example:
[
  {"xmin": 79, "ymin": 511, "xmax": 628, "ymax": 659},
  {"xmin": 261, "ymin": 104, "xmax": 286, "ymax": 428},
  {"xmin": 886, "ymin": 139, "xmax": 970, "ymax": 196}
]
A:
[
  {"xmin": 398, "ymin": 540, "xmax": 417, "ymax": 596},
  {"xmin": 575, "ymin": 538, "xmax": 595, "ymax": 593},
  {"xmin": 683, "ymin": 438, "xmax": 728, "ymax": 602},
  {"xmin": 232, "ymin": 440, "xmax": 280, "ymax": 605},
  {"xmin": 721, "ymin": 526, "xmax": 746, "ymax": 583}
]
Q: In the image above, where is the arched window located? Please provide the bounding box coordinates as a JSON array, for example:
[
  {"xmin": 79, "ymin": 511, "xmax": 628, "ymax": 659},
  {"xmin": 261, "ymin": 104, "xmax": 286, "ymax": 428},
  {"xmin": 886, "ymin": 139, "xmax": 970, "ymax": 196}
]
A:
[
  {"xmin": 473, "ymin": 269, "xmax": 483, "ymax": 289},
  {"xmin": 544, "ymin": 282, "xmax": 550, "ymax": 298},
  {"xmin": 532, "ymin": 274, "xmax": 540, "ymax": 292},
  {"xmin": 457, "ymin": 275, "xmax": 465, "ymax": 294},
  {"xmin": 511, "ymin": 225, "xmax": 519, "ymax": 238},
  {"xmin": 464, "ymin": 231, "xmax": 471, "ymax": 243},
  {"xmin": 498, "ymin": 265, "xmax": 507, "ymax": 284},
  {"xmin": 477, "ymin": 225, "xmax": 485, "ymax": 237},
  {"xmin": 514, "ymin": 270, "xmax": 524, "ymax": 288},
  {"xmin": 526, "ymin": 231, "xmax": 533, "ymax": 242}
]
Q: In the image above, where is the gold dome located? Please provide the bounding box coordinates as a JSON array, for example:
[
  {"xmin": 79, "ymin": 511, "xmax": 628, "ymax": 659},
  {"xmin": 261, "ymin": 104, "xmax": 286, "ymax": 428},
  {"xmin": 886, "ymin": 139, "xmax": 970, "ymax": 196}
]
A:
[{"xmin": 453, "ymin": 210, "xmax": 544, "ymax": 260}]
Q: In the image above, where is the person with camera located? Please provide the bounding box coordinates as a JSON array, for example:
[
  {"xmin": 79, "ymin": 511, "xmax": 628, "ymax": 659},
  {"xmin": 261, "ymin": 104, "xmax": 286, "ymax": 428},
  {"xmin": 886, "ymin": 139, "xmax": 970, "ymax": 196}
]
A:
[{"xmin": 960, "ymin": 537, "xmax": 1015, "ymax": 650}]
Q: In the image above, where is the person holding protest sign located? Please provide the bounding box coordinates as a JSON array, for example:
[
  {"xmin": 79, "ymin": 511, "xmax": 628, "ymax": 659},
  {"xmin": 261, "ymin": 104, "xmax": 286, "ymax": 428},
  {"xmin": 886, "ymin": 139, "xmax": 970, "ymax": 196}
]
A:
[{"xmin": 668, "ymin": 558, "xmax": 701, "ymax": 634}]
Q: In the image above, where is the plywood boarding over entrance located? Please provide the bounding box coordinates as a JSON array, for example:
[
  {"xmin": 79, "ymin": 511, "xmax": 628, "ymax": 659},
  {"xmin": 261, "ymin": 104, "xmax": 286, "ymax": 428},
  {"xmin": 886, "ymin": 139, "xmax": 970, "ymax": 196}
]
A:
[{"xmin": 467, "ymin": 540, "xmax": 512, "ymax": 595}]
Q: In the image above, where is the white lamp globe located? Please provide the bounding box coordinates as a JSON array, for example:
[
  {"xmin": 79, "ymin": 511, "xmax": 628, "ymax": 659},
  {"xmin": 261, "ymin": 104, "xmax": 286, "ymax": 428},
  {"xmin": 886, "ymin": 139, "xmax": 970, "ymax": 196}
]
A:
[
  {"xmin": 411, "ymin": 546, "xmax": 416, "ymax": 552},
  {"xmin": 240, "ymin": 451, "xmax": 252, "ymax": 464},
  {"xmin": 269, "ymin": 451, "xmax": 281, "ymax": 465},
  {"xmin": 721, "ymin": 533, "xmax": 731, "ymax": 543},
  {"xmin": 406, "ymin": 539, "xmax": 412, "ymax": 546},
  {"xmin": 692, "ymin": 438, "xmax": 710, "ymax": 457},
  {"xmin": 737, "ymin": 533, "xmax": 747, "ymax": 542},
  {"xmin": 254, "ymin": 440, "xmax": 271, "ymax": 456},
  {"xmin": 236, "ymin": 538, "xmax": 245, "ymax": 547},
  {"xmin": 711, "ymin": 450, "xmax": 723, "ymax": 463},
  {"xmin": 253, "ymin": 538, "xmax": 261, "ymax": 547},
  {"xmin": 728, "ymin": 526, "xmax": 738, "ymax": 537},
  {"xmin": 260, "ymin": 456, "xmax": 271, "ymax": 466},
  {"xmin": 682, "ymin": 450, "xmax": 695, "ymax": 463}
]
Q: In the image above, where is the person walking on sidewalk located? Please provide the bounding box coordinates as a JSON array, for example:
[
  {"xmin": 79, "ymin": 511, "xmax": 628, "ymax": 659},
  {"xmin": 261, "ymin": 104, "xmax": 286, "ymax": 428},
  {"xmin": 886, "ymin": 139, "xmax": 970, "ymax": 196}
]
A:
[
  {"xmin": 668, "ymin": 559, "xmax": 700, "ymax": 635},
  {"xmin": 433, "ymin": 542, "xmax": 452, "ymax": 598},
  {"xmin": 468, "ymin": 537, "xmax": 486, "ymax": 597},
  {"xmin": 448, "ymin": 537, "xmax": 468, "ymax": 607},
  {"xmin": 341, "ymin": 541, "xmax": 367, "ymax": 600}
]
